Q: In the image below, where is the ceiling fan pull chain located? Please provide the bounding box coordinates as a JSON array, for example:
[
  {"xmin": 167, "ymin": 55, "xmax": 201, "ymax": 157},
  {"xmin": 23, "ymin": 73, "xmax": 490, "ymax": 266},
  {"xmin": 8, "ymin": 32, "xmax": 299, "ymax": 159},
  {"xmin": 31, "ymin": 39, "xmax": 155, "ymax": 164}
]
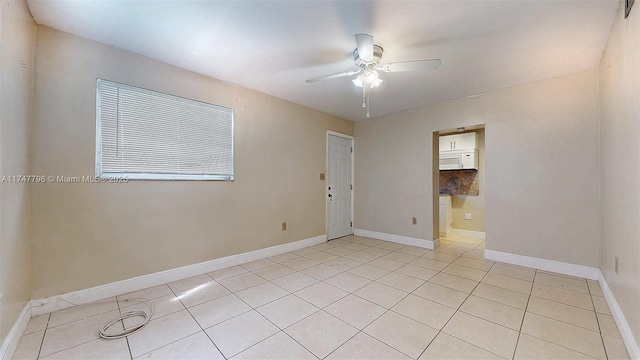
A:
[{"xmin": 366, "ymin": 86, "xmax": 371, "ymax": 118}]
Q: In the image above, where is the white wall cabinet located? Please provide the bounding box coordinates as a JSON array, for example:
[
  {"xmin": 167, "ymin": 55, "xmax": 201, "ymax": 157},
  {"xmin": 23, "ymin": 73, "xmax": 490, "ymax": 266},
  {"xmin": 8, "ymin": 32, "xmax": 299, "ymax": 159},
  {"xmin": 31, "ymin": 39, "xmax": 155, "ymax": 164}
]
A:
[{"xmin": 439, "ymin": 132, "xmax": 478, "ymax": 151}]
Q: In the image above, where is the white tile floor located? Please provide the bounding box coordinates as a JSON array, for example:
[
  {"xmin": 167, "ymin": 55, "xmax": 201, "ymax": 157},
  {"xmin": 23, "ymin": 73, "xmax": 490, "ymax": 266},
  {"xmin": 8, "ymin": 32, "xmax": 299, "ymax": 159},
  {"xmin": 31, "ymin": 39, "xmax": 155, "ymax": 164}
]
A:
[{"xmin": 13, "ymin": 235, "xmax": 630, "ymax": 360}]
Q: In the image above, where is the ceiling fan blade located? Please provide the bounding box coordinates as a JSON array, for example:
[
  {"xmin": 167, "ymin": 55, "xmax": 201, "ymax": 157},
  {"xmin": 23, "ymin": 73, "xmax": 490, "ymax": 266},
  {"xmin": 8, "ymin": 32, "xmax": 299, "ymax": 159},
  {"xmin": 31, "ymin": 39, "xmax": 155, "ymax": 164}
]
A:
[
  {"xmin": 380, "ymin": 59, "xmax": 442, "ymax": 73},
  {"xmin": 355, "ymin": 33, "xmax": 374, "ymax": 62},
  {"xmin": 305, "ymin": 69, "xmax": 361, "ymax": 83}
]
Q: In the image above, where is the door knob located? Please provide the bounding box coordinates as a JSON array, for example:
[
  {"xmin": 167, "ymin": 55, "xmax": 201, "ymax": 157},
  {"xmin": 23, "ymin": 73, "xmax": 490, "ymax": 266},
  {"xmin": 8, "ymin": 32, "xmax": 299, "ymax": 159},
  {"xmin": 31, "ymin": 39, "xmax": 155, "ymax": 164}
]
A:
[{"xmin": 328, "ymin": 194, "xmax": 333, "ymax": 201}]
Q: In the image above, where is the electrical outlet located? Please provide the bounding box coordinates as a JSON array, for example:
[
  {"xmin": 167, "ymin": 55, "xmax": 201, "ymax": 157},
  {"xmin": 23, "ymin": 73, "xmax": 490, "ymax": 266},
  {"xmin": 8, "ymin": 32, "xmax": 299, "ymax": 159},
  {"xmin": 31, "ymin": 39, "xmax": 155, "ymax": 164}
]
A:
[
  {"xmin": 615, "ymin": 256, "xmax": 619, "ymax": 274},
  {"xmin": 465, "ymin": 213, "xmax": 472, "ymax": 220},
  {"xmin": 412, "ymin": 217, "xmax": 417, "ymax": 225},
  {"xmin": 282, "ymin": 222, "xmax": 287, "ymax": 231}
]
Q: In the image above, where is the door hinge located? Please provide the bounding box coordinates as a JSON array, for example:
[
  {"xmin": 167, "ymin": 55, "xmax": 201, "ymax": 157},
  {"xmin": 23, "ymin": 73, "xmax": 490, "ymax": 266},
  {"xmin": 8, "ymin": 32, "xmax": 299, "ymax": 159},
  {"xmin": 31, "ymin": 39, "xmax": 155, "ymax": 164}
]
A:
[
  {"xmin": 351, "ymin": 147, "xmax": 353, "ymax": 153},
  {"xmin": 350, "ymin": 221, "xmax": 353, "ymax": 227},
  {"xmin": 350, "ymin": 184, "xmax": 353, "ymax": 190}
]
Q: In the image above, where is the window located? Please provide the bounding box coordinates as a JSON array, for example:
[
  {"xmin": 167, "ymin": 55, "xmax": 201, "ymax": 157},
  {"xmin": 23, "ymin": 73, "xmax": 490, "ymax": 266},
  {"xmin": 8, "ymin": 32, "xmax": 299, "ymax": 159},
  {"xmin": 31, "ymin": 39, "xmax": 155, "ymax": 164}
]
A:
[{"xmin": 96, "ymin": 79, "xmax": 234, "ymax": 180}]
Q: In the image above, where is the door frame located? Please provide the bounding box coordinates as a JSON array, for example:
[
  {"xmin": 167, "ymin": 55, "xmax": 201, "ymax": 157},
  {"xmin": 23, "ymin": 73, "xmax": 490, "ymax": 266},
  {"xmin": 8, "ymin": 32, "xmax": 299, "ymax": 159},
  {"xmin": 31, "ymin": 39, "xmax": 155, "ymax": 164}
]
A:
[
  {"xmin": 326, "ymin": 130, "xmax": 355, "ymax": 240},
  {"xmin": 434, "ymin": 124, "xmax": 487, "ymax": 243}
]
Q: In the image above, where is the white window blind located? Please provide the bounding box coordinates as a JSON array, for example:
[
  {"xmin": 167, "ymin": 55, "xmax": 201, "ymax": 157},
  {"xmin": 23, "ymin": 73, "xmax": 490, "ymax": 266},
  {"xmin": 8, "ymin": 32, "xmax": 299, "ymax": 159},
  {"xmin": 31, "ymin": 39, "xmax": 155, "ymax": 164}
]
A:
[{"xmin": 96, "ymin": 79, "xmax": 234, "ymax": 180}]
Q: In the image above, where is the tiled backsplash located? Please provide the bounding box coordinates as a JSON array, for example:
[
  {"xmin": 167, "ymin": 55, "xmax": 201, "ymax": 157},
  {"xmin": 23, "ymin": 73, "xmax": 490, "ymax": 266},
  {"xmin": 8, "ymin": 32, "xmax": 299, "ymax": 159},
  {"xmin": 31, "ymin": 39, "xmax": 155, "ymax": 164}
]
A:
[{"xmin": 439, "ymin": 170, "xmax": 479, "ymax": 195}]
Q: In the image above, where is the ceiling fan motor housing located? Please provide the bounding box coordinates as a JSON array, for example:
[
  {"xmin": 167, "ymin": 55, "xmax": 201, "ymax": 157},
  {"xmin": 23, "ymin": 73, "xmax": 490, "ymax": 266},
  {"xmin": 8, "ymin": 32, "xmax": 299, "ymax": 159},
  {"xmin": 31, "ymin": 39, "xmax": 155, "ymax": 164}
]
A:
[{"xmin": 353, "ymin": 45, "xmax": 384, "ymax": 67}]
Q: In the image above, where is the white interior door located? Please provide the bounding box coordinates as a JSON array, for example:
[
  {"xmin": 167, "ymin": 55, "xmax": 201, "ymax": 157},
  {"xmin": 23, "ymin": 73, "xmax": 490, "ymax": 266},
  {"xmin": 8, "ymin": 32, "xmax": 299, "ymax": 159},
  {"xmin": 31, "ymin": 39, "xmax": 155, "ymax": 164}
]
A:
[{"xmin": 327, "ymin": 134, "xmax": 352, "ymax": 240}]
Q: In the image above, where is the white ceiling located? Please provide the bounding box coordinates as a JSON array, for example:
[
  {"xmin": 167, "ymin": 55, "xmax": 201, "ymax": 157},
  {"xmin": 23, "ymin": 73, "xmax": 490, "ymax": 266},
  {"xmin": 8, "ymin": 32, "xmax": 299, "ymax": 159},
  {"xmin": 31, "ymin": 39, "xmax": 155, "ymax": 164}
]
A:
[{"xmin": 27, "ymin": 0, "xmax": 618, "ymax": 121}]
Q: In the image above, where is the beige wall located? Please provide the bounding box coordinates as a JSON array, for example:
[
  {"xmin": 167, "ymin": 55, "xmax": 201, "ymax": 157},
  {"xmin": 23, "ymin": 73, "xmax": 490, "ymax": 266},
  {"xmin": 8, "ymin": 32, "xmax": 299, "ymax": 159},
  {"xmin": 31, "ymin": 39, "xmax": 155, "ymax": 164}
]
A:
[
  {"xmin": 29, "ymin": 27, "xmax": 353, "ymax": 299},
  {"xmin": 0, "ymin": 0, "xmax": 34, "ymax": 345},
  {"xmin": 599, "ymin": 0, "xmax": 640, "ymax": 346},
  {"xmin": 355, "ymin": 70, "xmax": 601, "ymax": 267},
  {"xmin": 449, "ymin": 129, "xmax": 486, "ymax": 232}
]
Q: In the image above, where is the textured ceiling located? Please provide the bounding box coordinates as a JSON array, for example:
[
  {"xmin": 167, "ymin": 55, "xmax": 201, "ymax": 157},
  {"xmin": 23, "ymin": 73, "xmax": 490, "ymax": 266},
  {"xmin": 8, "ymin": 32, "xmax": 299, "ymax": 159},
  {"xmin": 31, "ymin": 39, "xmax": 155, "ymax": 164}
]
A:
[{"xmin": 27, "ymin": 0, "xmax": 618, "ymax": 121}]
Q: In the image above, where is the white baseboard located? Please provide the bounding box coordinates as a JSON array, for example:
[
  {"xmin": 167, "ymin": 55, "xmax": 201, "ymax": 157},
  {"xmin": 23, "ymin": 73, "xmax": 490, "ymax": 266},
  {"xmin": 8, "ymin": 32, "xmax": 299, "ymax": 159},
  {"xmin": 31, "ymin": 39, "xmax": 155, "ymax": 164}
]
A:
[
  {"xmin": 484, "ymin": 249, "xmax": 601, "ymax": 280},
  {"xmin": 0, "ymin": 303, "xmax": 31, "ymax": 360},
  {"xmin": 354, "ymin": 229, "xmax": 436, "ymax": 249},
  {"xmin": 30, "ymin": 235, "xmax": 326, "ymax": 316},
  {"xmin": 452, "ymin": 229, "xmax": 486, "ymax": 239},
  {"xmin": 598, "ymin": 272, "xmax": 640, "ymax": 360},
  {"xmin": 484, "ymin": 249, "xmax": 639, "ymax": 359}
]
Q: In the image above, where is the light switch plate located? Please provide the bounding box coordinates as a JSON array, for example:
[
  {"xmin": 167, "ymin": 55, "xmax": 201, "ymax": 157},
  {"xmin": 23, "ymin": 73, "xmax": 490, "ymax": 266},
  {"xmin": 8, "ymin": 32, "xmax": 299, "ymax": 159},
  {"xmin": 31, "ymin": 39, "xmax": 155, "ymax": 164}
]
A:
[{"xmin": 465, "ymin": 213, "xmax": 472, "ymax": 220}]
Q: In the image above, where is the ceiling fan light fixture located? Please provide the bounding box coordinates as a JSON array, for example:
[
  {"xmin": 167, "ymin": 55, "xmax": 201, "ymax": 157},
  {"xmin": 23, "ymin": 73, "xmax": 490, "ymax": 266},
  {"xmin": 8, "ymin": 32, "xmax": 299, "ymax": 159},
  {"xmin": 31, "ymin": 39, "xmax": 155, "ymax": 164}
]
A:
[
  {"xmin": 364, "ymin": 69, "xmax": 378, "ymax": 83},
  {"xmin": 352, "ymin": 73, "xmax": 365, "ymax": 87},
  {"xmin": 353, "ymin": 69, "xmax": 382, "ymax": 88}
]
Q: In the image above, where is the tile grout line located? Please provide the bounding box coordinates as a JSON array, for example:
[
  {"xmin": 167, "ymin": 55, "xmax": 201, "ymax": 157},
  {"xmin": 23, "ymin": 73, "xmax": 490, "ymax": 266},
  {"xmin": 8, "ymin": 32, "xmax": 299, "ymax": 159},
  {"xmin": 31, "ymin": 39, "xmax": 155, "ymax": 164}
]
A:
[
  {"xmin": 485, "ymin": 247, "xmax": 608, "ymax": 359},
  {"xmin": 235, "ymin": 327, "xmax": 320, "ymax": 360},
  {"xmin": 524, "ymin": 271, "xmax": 606, "ymax": 360},
  {"xmin": 41, "ymin": 297, "xmax": 118, "ymax": 330},
  {"xmin": 319, "ymin": 307, "xmax": 390, "ymax": 360},
  {"xmin": 264, "ymin": 277, "xmax": 364, "ymax": 359},
  {"xmin": 411, "ymin": 240, "xmax": 484, "ymax": 358},
  {"xmin": 527, "ymin": 290, "xmax": 599, "ymax": 312},
  {"xmin": 268, "ymin": 288, "xmax": 357, "ymax": 359},
  {"xmin": 34, "ymin": 313, "xmax": 51, "ymax": 360},
  {"xmin": 518, "ymin": 333, "xmax": 601, "ymax": 360},
  {"xmin": 166, "ymin": 279, "xmax": 230, "ymax": 360},
  {"xmin": 436, "ymin": 252, "xmax": 513, "ymax": 360},
  {"xmin": 391, "ymin": 252, "xmax": 468, "ymax": 360},
  {"xmin": 114, "ymin": 293, "xmax": 134, "ymax": 360},
  {"xmin": 186, "ymin": 243, "xmax": 385, "ymax": 359},
  {"xmin": 589, "ymin": 276, "xmax": 610, "ymax": 360},
  {"xmin": 214, "ymin": 266, "xmax": 324, "ymax": 359},
  {"xmin": 360, "ymin": 312, "xmax": 434, "ymax": 360},
  {"xmin": 263, "ymin": 240, "xmax": 424, "ymax": 359},
  {"xmin": 35, "ymin": 300, "xmax": 122, "ymax": 359},
  {"xmin": 512, "ymin": 266, "xmax": 536, "ymax": 360},
  {"xmin": 36, "ymin": 334, "xmax": 111, "ymax": 359},
  {"xmin": 270, "ymin": 240, "xmax": 412, "ymax": 359},
  {"xmin": 416, "ymin": 239, "xmax": 511, "ymax": 360},
  {"xmin": 459, "ymin": 290, "xmax": 525, "ymax": 312},
  {"xmin": 525, "ymin": 302, "xmax": 608, "ymax": 333},
  {"xmin": 258, "ymin": 294, "xmax": 322, "ymax": 359},
  {"xmin": 533, "ymin": 279, "xmax": 593, "ymax": 295}
]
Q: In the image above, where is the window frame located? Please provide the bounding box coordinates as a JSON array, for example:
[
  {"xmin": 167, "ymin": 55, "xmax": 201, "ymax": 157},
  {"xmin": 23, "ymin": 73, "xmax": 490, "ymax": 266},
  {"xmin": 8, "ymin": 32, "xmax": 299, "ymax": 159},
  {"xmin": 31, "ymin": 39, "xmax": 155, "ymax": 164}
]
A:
[{"xmin": 95, "ymin": 79, "xmax": 235, "ymax": 181}]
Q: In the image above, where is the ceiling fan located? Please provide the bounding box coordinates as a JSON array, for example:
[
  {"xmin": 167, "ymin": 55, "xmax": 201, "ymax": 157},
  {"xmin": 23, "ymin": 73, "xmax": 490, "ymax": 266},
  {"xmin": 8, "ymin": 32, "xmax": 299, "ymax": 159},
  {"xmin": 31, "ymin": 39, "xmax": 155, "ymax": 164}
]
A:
[{"xmin": 306, "ymin": 33, "xmax": 442, "ymax": 118}]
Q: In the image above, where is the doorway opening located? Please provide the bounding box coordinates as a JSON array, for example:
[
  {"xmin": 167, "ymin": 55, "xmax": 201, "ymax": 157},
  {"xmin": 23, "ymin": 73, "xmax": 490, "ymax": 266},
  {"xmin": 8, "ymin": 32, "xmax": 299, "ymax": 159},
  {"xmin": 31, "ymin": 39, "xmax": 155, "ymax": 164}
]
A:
[{"xmin": 434, "ymin": 125, "xmax": 486, "ymax": 250}]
